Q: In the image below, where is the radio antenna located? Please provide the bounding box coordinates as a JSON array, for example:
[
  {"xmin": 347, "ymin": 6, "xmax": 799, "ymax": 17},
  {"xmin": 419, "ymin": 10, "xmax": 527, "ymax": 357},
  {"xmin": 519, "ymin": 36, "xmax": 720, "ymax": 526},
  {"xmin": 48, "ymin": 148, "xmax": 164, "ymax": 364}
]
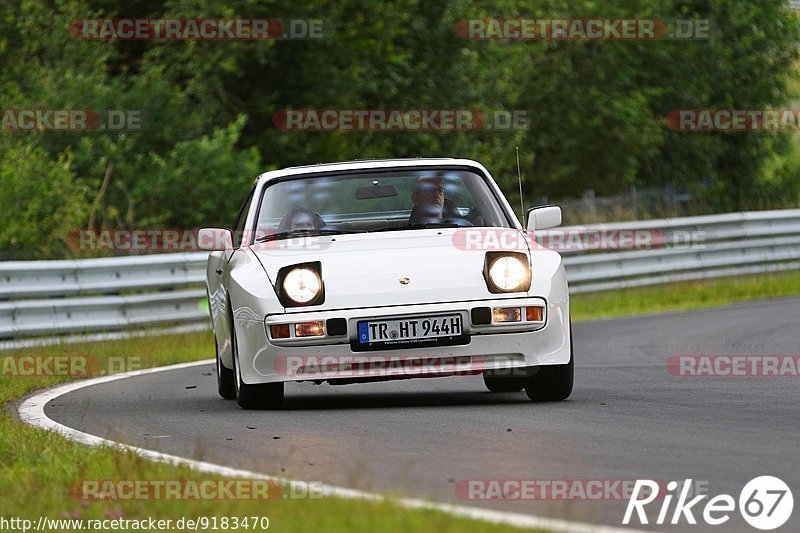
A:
[{"xmin": 516, "ymin": 146, "xmax": 525, "ymax": 228}]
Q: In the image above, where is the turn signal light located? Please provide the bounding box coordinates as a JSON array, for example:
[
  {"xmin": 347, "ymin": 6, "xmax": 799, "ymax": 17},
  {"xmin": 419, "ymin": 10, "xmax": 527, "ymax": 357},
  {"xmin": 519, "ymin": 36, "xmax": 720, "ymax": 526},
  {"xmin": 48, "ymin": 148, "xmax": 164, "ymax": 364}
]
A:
[
  {"xmin": 526, "ymin": 306, "xmax": 544, "ymax": 321},
  {"xmin": 295, "ymin": 321, "xmax": 325, "ymax": 337},
  {"xmin": 270, "ymin": 324, "xmax": 291, "ymax": 339},
  {"xmin": 492, "ymin": 307, "xmax": 522, "ymax": 323}
]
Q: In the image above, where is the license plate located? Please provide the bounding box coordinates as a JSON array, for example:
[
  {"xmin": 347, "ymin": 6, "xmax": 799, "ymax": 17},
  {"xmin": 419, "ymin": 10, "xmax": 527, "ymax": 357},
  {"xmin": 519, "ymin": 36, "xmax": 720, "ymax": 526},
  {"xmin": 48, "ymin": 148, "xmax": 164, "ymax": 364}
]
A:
[{"xmin": 357, "ymin": 314, "xmax": 464, "ymax": 346}]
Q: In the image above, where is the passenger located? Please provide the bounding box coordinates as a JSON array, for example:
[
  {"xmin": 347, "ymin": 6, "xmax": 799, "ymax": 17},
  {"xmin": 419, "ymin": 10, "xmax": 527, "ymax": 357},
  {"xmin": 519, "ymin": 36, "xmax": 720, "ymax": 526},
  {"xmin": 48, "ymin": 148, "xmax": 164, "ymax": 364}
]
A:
[{"xmin": 278, "ymin": 207, "xmax": 325, "ymax": 232}]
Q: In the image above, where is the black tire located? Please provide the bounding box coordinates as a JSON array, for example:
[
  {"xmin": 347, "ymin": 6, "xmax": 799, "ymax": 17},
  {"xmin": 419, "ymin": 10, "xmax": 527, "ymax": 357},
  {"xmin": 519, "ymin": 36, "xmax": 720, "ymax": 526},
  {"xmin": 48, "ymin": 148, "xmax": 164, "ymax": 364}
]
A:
[
  {"xmin": 215, "ymin": 339, "xmax": 236, "ymax": 400},
  {"xmin": 524, "ymin": 329, "xmax": 574, "ymax": 402},
  {"xmin": 482, "ymin": 374, "xmax": 526, "ymax": 393},
  {"xmin": 230, "ymin": 316, "xmax": 284, "ymax": 410}
]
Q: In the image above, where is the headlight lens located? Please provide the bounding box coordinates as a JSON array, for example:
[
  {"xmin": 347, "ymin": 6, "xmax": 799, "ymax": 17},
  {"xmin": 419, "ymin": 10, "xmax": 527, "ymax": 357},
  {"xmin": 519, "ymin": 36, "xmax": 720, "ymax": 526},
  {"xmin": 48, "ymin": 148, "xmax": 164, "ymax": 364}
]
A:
[
  {"xmin": 282, "ymin": 267, "xmax": 322, "ymax": 304},
  {"xmin": 488, "ymin": 256, "xmax": 528, "ymax": 291}
]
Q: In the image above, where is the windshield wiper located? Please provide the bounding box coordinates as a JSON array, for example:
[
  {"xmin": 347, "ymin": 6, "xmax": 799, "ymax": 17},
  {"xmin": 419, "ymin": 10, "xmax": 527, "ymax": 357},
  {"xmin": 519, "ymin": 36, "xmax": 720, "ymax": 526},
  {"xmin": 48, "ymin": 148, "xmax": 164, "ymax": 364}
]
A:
[
  {"xmin": 255, "ymin": 228, "xmax": 364, "ymax": 243},
  {"xmin": 370, "ymin": 222, "xmax": 462, "ymax": 233}
]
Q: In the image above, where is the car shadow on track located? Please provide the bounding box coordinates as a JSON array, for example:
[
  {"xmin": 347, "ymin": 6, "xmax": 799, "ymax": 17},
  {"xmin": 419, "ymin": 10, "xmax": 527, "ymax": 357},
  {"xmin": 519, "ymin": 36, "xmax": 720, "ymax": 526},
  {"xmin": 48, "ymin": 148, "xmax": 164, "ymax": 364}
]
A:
[{"xmin": 274, "ymin": 389, "xmax": 567, "ymax": 411}]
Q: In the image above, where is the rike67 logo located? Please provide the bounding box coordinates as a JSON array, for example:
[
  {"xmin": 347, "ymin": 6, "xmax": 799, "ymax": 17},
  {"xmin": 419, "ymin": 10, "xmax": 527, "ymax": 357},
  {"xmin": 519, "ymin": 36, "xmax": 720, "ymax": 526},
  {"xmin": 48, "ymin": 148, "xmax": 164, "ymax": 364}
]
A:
[{"xmin": 624, "ymin": 476, "xmax": 794, "ymax": 530}]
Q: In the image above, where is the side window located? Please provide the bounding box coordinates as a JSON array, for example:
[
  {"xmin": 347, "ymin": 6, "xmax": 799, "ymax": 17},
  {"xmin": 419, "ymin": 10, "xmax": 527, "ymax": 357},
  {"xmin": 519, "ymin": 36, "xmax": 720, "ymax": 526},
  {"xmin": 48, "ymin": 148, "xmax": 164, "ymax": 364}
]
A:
[{"xmin": 231, "ymin": 186, "xmax": 256, "ymax": 248}]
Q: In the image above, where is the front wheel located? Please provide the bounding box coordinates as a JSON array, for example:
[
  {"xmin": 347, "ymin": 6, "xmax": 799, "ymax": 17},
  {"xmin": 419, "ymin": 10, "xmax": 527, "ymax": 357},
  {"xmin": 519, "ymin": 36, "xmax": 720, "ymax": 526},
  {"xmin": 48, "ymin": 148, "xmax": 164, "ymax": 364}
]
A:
[
  {"xmin": 524, "ymin": 328, "xmax": 574, "ymax": 401},
  {"xmin": 231, "ymin": 321, "xmax": 284, "ymax": 410}
]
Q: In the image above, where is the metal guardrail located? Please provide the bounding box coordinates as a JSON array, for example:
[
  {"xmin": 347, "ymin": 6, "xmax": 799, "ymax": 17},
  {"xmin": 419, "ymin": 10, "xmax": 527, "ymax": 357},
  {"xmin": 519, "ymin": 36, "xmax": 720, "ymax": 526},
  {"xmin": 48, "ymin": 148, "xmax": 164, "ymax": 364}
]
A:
[
  {"xmin": 0, "ymin": 254, "xmax": 208, "ymax": 338},
  {"xmin": 1, "ymin": 210, "xmax": 799, "ymax": 338},
  {"xmin": 0, "ymin": 253, "xmax": 206, "ymax": 299},
  {"xmin": 559, "ymin": 209, "xmax": 800, "ymax": 293}
]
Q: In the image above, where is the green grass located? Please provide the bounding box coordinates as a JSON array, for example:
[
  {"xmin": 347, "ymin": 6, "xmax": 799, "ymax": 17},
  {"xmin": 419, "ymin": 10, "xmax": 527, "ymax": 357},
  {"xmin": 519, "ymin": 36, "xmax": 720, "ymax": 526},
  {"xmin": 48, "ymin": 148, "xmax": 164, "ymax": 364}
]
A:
[
  {"xmin": 571, "ymin": 269, "xmax": 800, "ymax": 321},
  {"xmin": 0, "ymin": 333, "xmax": 529, "ymax": 533}
]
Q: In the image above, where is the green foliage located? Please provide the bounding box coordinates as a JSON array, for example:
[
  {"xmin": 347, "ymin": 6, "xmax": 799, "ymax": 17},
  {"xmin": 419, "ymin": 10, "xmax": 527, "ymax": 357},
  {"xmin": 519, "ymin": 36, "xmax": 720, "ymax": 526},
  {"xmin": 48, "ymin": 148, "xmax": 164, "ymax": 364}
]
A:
[
  {"xmin": 146, "ymin": 115, "xmax": 263, "ymax": 228},
  {"xmin": 0, "ymin": 140, "xmax": 87, "ymax": 259},
  {"xmin": 1, "ymin": 0, "xmax": 799, "ymax": 258}
]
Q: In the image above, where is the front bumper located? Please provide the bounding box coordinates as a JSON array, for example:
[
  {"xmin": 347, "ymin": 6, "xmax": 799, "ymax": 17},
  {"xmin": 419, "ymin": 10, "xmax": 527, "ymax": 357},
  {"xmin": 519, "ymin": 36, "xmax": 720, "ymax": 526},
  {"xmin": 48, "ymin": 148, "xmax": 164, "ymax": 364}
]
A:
[{"xmin": 234, "ymin": 296, "xmax": 570, "ymax": 385}]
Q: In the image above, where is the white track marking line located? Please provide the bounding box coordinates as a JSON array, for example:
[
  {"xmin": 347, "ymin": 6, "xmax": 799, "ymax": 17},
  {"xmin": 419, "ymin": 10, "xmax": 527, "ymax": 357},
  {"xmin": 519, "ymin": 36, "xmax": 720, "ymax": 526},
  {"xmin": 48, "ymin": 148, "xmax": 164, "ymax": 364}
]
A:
[{"xmin": 19, "ymin": 359, "xmax": 656, "ymax": 533}]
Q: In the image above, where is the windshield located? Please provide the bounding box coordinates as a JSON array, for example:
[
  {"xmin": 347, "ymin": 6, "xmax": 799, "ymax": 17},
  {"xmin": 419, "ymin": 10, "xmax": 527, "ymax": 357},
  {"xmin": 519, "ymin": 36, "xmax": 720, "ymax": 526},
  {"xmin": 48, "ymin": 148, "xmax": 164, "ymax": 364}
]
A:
[{"xmin": 252, "ymin": 168, "xmax": 511, "ymax": 241}]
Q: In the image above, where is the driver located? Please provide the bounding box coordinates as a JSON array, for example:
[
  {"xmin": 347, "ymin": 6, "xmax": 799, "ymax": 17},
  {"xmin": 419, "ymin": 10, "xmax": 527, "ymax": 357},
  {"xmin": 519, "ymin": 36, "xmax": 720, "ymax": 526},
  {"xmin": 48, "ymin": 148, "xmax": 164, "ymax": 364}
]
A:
[{"xmin": 409, "ymin": 176, "xmax": 461, "ymax": 224}]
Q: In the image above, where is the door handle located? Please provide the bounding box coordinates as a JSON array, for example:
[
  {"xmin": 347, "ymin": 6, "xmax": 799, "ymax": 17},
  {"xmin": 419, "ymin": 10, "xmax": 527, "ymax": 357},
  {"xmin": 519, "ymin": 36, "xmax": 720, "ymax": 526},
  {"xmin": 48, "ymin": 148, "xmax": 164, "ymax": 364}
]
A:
[{"xmin": 215, "ymin": 268, "xmax": 224, "ymax": 275}]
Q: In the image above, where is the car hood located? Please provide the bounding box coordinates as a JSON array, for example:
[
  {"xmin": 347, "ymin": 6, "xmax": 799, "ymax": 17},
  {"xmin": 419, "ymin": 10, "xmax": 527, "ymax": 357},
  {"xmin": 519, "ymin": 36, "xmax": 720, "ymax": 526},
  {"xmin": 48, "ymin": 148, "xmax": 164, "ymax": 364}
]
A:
[{"xmin": 250, "ymin": 228, "xmax": 530, "ymax": 311}]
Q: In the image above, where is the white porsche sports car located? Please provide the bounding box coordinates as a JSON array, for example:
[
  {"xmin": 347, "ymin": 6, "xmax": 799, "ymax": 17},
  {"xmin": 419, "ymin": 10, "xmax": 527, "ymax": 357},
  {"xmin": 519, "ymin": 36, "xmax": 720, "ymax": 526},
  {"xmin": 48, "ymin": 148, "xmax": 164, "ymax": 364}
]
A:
[{"xmin": 200, "ymin": 158, "xmax": 572, "ymax": 409}]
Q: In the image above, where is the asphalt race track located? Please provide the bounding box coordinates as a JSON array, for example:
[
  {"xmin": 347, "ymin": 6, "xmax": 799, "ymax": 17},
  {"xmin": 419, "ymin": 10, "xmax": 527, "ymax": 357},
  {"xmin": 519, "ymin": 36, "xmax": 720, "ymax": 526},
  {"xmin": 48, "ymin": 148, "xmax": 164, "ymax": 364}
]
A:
[{"xmin": 41, "ymin": 298, "xmax": 800, "ymax": 532}]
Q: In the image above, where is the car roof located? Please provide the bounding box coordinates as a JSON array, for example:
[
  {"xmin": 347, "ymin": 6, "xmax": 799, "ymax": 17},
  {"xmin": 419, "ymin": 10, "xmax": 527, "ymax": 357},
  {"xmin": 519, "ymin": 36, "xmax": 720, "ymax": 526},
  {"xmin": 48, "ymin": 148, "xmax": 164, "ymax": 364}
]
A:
[{"xmin": 255, "ymin": 158, "xmax": 490, "ymax": 183}]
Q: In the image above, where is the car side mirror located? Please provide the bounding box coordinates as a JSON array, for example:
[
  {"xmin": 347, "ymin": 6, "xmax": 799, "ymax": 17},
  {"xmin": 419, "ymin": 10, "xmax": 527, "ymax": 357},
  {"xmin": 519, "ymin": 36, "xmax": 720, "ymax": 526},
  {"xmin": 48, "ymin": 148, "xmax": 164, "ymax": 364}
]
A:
[
  {"xmin": 526, "ymin": 206, "xmax": 562, "ymax": 232},
  {"xmin": 198, "ymin": 228, "xmax": 233, "ymax": 251}
]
